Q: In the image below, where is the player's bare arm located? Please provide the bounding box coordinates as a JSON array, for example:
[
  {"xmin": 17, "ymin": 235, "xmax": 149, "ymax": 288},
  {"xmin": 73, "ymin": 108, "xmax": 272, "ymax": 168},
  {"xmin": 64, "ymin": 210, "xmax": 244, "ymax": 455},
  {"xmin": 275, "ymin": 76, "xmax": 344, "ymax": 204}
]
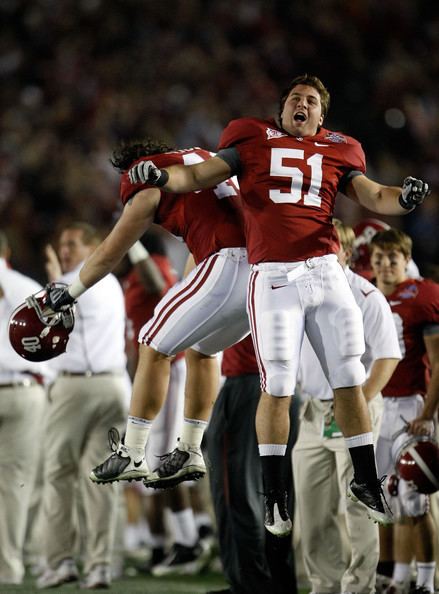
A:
[
  {"xmin": 46, "ymin": 187, "xmax": 161, "ymax": 311},
  {"xmin": 128, "ymin": 155, "xmax": 232, "ymax": 193},
  {"xmin": 78, "ymin": 188, "xmax": 161, "ymax": 289},
  {"xmin": 362, "ymin": 357, "xmax": 400, "ymax": 402},
  {"xmin": 409, "ymin": 332, "xmax": 439, "ymax": 435},
  {"xmin": 346, "ymin": 174, "xmax": 430, "ymax": 215}
]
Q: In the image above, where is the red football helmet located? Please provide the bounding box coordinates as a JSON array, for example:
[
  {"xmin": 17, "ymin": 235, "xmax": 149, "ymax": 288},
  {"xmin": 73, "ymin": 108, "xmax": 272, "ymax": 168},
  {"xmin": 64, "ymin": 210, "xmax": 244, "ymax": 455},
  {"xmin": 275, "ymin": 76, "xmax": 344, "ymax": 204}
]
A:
[
  {"xmin": 392, "ymin": 430, "xmax": 439, "ymax": 494},
  {"xmin": 352, "ymin": 218, "xmax": 390, "ymax": 280},
  {"xmin": 8, "ymin": 287, "xmax": 75, "ymax": 362}
]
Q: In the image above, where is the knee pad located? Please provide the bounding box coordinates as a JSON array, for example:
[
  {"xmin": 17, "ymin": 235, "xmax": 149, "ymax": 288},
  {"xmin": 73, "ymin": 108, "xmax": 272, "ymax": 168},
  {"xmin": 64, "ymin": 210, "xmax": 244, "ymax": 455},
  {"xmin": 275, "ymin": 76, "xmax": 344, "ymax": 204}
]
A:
[
  {"xmin": 266, "ymin": 369, "xmax": 295, "ymax": 397},
  {"xmin": 330, "ymin": 357, "xmax": 366, "ymax": 389},
  {"xmin": 333, "ymin": 306, "xmax": 365, "ymax": 358}
]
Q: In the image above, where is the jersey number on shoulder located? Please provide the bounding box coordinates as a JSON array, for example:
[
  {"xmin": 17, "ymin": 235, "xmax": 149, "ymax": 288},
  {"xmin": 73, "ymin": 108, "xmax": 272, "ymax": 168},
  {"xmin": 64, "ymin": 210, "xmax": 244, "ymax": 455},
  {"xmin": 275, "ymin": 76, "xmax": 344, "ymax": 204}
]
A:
[
  {"xmin": 269, "ymin": 148, "xmax": 323, "ymax": 207},
  {"xmin": 182, "ymin": 152, "xmax": 238, "ymax": 199}
]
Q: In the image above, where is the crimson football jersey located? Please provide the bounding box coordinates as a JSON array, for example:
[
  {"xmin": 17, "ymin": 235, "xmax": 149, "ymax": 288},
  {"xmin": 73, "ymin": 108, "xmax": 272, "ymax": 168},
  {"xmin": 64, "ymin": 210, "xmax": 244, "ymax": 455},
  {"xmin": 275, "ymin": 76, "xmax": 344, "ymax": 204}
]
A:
[
  {"xmin": 122, "ymin": 254, "xmax": 176, "ymax": 351},
  {"xmin": 120, "ymin": 148, "xmax": 245, "ymax": 264},
  {"xmin": 383, "ymin": 278, "xmax": 439, "ymax": 397},
  {"xmin": 218, "ymin": 118, "xmax": 366, "ymax": 264},
  {"xmin": 221, "ymin": 334, "xmax": 259, "ymax": 377}
]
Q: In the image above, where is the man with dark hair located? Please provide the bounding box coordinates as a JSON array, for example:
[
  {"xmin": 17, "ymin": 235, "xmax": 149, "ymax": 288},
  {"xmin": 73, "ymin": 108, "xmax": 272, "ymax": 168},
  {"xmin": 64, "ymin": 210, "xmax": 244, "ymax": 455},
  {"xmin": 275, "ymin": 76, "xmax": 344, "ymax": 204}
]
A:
[
  {"xmin": 43, "ymin": 141, "xmax": 250, "ymax": 494},
  {"xmin": 123, "ymin": 73, "xmax": 430, "ymax": 535}
]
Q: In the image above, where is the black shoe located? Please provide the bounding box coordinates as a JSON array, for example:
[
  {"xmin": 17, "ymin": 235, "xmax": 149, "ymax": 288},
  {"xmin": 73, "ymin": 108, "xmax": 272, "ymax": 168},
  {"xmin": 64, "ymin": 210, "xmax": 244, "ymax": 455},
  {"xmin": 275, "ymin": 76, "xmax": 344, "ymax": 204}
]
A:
[
  {"xmin": 264, "ymin": 490, "xmax": 292, "ymax": 537},
  {"xmin": 409, "ymin": 587, "xmax": 432, "ymax": 594},
  {"xmin": 151, "ymin": 543, "xmax": 211, "ymax": 576},
  {"xmin": 89, "ymin": 428, "xmax": 153, "ymax": 484},
  {"xmin": 348, "ymin": 476, "xmax": 393, "ymax": 525},
  {"xmin": 144, "ymin": 440, "xmax": 206, "ymax": 489}
]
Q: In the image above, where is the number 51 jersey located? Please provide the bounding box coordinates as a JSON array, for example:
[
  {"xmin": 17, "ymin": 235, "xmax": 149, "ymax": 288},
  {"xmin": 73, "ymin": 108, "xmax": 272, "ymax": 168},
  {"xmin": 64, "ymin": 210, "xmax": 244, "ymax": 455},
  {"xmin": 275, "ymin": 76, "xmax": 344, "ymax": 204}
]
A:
[{"xmin": 218, "ymin": 117, "xmax": 366, "ymax": 264}]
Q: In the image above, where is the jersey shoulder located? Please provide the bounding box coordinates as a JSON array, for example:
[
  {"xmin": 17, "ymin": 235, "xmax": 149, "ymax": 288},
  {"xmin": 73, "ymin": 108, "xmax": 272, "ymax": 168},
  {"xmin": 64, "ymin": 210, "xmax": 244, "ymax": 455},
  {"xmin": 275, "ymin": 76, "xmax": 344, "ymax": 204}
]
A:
[
  {"xmin": 218, "ymin": 117, "xmax": 277, "ymax": 149},
  {"xmin": 320, "ymin": 127, "xmax": 366, "ymax": 173}
]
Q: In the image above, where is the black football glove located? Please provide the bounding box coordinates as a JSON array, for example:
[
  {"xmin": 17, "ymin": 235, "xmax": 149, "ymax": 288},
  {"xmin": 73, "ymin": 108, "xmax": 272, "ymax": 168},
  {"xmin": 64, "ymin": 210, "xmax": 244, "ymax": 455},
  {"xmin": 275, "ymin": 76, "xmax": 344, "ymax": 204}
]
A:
[
  {"xmin": 128, "ymin": 160, "xmax": 169, "ymax": 187},
  {"xmin": 45, "ymin": 283, "xmax": 76, "ymax": 312},
  {"xmin": 399, "ymin": 176, "xmax": 430, "ymax": 210}
]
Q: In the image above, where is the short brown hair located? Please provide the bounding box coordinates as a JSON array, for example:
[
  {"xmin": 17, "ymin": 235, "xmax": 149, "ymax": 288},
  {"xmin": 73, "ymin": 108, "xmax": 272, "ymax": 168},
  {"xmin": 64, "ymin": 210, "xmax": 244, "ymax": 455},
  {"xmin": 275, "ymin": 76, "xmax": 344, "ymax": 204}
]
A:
[
  {"xmin": 62, "ymin": 222, "xmax": 100, "ymax": 247},
  {"xmin": 279, "ymin": 74, "xmax": 330, "ymax": 122},
  {"xmin": 369, "ymin": 228, "xmax": 412, "ymax": 259},
  {"xmin": 333, "ymin": 218, "xmax": 355, "ymax": 264}
]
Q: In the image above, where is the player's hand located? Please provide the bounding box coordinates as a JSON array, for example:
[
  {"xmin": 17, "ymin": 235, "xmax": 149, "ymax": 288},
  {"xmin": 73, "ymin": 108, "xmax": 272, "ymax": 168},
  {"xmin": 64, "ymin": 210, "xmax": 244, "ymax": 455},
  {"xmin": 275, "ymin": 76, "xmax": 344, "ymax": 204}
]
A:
[
  {"xmin": 407, "ymin": 417, "xmax": 434, "ymax": 436},
  {"xmin": 399, "ymin": 176, "xmax": 430, "ymax": 210},
  {"xmin": 128, "ymin": 160, "xmax": 168, "ymax": 187},
  {"xmin": 45, "ymin": 283, "xmax": 76, "ymax": 312}
]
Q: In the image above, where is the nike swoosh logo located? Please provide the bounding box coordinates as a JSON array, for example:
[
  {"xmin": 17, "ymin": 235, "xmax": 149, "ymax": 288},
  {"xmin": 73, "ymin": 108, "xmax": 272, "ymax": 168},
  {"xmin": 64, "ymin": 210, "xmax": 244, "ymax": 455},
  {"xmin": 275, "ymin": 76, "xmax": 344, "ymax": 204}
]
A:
[
  {"xmin": 271, "ymin": 284, "xmax": 288, "ymax": 290},
  {"xmin": 361, "ymin": 289, "xmax": 375, "ymax": 297},
  {"xmin": 133, "ymin": 460, "xmax": 143, "ymax": 468},
  {"xmin": 389, "ymin": 300, "xmax": 402, "ymax": 306},
  {"xmin": 315, "ymin": 142, "xmax": 329, "ymax": 147}
]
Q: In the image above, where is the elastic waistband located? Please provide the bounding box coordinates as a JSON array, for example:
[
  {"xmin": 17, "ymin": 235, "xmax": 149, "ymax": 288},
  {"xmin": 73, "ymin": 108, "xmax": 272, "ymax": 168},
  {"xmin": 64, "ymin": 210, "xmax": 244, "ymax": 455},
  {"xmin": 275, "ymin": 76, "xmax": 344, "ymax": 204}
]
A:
[
  {"xmin": 218, "ymin": 247, "xmax": 248, "ymax": 261},
  {"xmin": 59, "ymin": 371, "xmax": 117, "ymax": 378},
  {"xmin": 252, "ymin": 254, "xmax": 337, "ymax": 272}
]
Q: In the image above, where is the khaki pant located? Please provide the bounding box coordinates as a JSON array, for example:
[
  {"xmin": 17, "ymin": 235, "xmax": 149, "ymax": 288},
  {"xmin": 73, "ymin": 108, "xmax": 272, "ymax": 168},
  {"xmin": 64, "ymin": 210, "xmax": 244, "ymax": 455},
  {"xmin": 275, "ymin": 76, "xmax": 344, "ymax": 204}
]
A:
[
  {"xmin": 40, "ymin": 374, "xmax": 126, "ymax": 574},
  {"xmin": 0, "ymin": 383, "xmax": 46, "ymax": 583},
  {"xmin": 293, "ymin": 395, "xmax": 383, "ymax": 594}
]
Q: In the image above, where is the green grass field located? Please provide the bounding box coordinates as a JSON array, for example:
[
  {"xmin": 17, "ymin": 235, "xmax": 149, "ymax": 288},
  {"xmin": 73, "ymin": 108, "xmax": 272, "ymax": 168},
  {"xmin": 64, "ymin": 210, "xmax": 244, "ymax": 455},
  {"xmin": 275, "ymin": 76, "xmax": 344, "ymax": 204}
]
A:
[{"xmin": 0, "ymin": 571, "xmax": 229, "ymax": 594}]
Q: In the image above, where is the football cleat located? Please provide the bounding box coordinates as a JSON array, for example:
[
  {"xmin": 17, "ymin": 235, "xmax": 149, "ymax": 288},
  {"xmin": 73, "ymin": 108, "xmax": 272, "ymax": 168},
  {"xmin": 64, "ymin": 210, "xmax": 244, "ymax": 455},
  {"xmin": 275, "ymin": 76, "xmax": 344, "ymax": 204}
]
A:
[
  {"xmin": 90, "ymin": 428, "xmax": 153, "ymax": 484},
  {"xmin": 264, "ymin": 490, "xmax": 292, "ymax": 537},
  {"xmin": 151, "ymin": 542, "xmax": 211, "ymax": 577},
  {"xmin": 348, "ymin": 476, "xmax": 393, "ymax": 525},
  {"xmin": 144, "ymin": 439, "xmax": 206, "ymax": 489}
]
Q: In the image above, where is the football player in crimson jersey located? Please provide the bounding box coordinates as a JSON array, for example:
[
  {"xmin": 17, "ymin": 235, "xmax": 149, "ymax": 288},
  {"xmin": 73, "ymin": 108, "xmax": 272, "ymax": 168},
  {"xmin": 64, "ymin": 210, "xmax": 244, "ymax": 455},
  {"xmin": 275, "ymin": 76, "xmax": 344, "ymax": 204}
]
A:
[
  {"xmin": 125, "ymin": 74, "xmax": 430, "ymax": 534},
  {"xmin": 44, "ymin": 139, "xmax": 250, "ymax": 491},
  {"xmin": 370, "ymin": 228, "xmax": 439, "ymax": 594}
]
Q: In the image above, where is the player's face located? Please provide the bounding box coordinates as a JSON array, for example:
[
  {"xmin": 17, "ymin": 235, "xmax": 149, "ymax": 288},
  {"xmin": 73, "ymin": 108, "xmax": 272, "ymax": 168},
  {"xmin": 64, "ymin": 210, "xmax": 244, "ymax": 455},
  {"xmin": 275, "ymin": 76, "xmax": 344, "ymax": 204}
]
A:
[
  {"xmin": 281, "ymin": 84, "xmax": 324, "ymax": 137},
  {"xmin": 370, "ymin": 245, "xmax": 409, "ymax": 287},
  {"xmin": 58, "ymin": 229, "xmax": 94, "ymax": 273}
]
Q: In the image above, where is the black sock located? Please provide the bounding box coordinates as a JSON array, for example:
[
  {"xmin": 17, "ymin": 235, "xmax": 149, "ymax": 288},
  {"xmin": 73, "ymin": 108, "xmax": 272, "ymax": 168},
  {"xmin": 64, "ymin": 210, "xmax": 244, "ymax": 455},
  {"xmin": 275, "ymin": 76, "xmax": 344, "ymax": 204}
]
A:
[
  {"xmin": 348, "ymin": 444, "xmax": 378, "ymax": 484},
  {"xmin": 377, "ymin": 561, "xmax": 394, "ymax": 578},
  {"xmin": 260, "ymin": 455, "xmax": 287, "ymax": 493}
]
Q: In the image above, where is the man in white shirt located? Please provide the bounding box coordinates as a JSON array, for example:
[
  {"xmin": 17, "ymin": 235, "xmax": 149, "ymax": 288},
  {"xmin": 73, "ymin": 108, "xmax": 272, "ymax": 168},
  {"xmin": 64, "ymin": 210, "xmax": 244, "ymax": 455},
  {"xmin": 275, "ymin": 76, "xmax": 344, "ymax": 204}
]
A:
[
  {"xmin": 36, "ymin": 223, "xmax": 128, "ymax": 590},
  {"xmin": 0, "ymin": 231, "xmax": 51, "ymax": 585},
  {"xmin": 293, "ymin": 219, "xmax": 401, "ymax": 594}
]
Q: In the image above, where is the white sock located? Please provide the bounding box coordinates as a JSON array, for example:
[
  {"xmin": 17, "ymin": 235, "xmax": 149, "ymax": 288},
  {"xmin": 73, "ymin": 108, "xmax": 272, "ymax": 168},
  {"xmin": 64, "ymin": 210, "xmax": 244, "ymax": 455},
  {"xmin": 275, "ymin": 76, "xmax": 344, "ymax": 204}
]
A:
[
  {"xmin": 258, "ymin": 444, "xmax": 287, "ymax": 456},
  {"xmin": 169, "ymin": 509, "xmax": 198, "ymax": 547},
  {"xmin": 180, "ymin": 418, "xmax": 208, "ymax": 449},
  {"xmin": 193, "ymin": 512, "xmax": 212, "ymax": 531},
  {"xmin": 392, "ymin": 562, "xmax": 411, "ymax": 585},
  {"xmin": 344, "ymin": 432, "xmax": 374, "ymax": 448},
  {"xmin": 416, "ymin": 561, "xmax": 435, "ymax": 592},
  {"xmin": 125, "ymin": 416, "xmax": 152, "ymax": 450}
]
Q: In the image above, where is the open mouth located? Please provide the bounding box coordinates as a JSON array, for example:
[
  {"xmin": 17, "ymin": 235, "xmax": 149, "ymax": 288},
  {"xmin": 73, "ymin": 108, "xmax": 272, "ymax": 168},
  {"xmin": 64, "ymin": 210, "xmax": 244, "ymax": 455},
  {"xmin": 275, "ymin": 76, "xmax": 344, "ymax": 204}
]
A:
[{"xmin": 293, "ymin": 112, "xmax": 306, "ymax": 122}]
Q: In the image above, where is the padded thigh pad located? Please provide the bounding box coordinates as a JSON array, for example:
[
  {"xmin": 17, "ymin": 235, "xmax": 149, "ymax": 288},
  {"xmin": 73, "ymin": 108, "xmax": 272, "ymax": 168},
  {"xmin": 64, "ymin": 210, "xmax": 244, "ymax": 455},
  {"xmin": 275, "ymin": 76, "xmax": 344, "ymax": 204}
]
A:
[
  {"xmin": 260, "ymin": 310, "xmax": 295, "ymax": 361},
  {"xmin": 333, "ymin": 305, "xmax": 365, "ymax": 357}
]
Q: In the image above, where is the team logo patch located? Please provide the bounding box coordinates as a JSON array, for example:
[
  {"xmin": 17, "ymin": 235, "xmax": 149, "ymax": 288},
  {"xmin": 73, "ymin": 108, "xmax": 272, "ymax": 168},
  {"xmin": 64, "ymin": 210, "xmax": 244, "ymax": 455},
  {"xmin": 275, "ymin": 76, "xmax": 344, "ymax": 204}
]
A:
[
  {"xmin": 397, "ymin": 284, "xmax": 418, "ymax": 300},
  {"xmin": 266, "ymin": 127, "xmax": 288, "ymax": 140},
  {"xmin": 324, "ymin": 132, "xmax": 347, "ymax": 143}
]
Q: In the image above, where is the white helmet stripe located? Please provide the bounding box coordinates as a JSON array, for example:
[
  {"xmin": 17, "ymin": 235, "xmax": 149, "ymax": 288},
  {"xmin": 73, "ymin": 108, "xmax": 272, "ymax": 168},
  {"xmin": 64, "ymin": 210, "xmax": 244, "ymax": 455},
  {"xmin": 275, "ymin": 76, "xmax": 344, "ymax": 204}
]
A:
[{"xmin": 407, "ymin": 446, "xmax": 439, "ymax": 490}]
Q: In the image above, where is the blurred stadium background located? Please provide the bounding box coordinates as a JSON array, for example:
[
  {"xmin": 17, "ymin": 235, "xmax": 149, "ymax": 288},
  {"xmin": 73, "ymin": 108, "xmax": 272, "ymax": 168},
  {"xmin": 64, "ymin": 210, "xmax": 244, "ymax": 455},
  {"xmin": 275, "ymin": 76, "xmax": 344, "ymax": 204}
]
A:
[{"xmin": 1, "ymin": 0, "xmax": 437, "ymax": 281}]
